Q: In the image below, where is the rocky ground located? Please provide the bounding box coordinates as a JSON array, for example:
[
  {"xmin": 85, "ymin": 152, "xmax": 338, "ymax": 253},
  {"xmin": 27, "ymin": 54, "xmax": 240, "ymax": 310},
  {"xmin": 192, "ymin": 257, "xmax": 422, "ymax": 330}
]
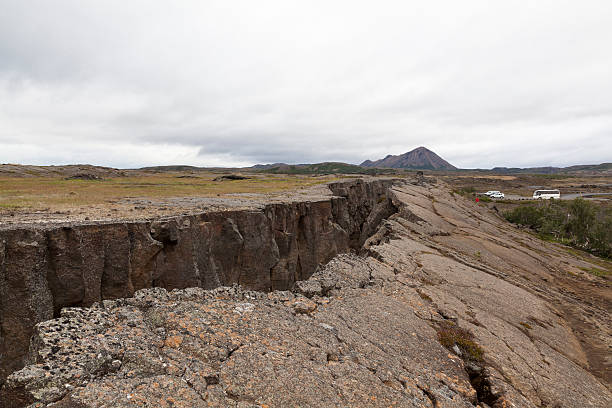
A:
[
  {"xmin": 0, "ymin": 165, "xmax": 345, "ymax": 225},
  {"xmin": 1, "ymin": 179, "xmax": 611, "ymax": 407},
  {"xmin": 0, "ymin": 182, "xmax": 340, "ymax": 226}
]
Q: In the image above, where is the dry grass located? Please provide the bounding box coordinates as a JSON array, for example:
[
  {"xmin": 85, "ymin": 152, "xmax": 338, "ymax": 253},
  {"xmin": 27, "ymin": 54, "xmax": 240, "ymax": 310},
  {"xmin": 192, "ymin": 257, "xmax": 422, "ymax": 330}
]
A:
[
  {"xmin": 0, "ymin": 173, "xmax": 340, "ymax": 211},
  {"xmin": 453, "ymin": 175, "xmax": 518, "ymax": 181},
  {"xmin": 579, "ymin": 266, "xmax": 610, "ymax": 277}
]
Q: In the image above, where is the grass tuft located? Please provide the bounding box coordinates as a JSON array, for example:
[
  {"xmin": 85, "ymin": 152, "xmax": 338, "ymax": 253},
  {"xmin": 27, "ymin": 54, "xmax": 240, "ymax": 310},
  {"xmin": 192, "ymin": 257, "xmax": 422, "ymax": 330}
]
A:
[
  {"xmin": 579, "ymin": 266, "xmax": 610, "ymax": 277},
  {"xmin": 436, "ymin": 321, "xmax": 484, "ymax": 362}
]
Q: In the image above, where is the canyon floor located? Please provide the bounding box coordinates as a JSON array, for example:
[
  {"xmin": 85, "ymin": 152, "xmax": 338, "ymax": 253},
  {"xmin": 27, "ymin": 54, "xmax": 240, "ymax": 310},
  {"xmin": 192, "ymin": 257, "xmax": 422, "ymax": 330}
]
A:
[{"xmin": 0, "ymin": 174, "xmax": 610, "ymax": 407}]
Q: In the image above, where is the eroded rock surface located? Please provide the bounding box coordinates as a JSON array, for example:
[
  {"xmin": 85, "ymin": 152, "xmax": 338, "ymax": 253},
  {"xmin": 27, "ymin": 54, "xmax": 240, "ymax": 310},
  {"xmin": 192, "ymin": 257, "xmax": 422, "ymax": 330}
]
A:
[
  {"xmin": 2, "ymin": 179, "xmax": 611, "ymax": 407},
  {"xmin": 0, "ymin": 179, "xmax": 396, "ymax": 386}
]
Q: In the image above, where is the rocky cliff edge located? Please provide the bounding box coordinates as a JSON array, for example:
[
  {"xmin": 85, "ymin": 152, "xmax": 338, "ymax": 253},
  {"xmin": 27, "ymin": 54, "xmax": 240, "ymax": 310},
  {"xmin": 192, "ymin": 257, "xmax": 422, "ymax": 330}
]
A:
[{"xmin": 1, "ymin": 179, "xmax": 611, "ymax": 407}]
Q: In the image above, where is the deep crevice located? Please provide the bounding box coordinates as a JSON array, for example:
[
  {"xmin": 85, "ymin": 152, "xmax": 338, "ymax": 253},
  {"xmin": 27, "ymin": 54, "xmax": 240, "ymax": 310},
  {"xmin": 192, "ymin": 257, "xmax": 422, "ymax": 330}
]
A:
[
  {"xmin": 465, "ymin": 364, "xmax": 500, "ymax": 406},
  {"xmin": 416, "ymin": 384, "xmax": 438, "ymax": 407},
  {"xmin": 0, "ymin": 179, "xmax": 402, "ymax": 394}
]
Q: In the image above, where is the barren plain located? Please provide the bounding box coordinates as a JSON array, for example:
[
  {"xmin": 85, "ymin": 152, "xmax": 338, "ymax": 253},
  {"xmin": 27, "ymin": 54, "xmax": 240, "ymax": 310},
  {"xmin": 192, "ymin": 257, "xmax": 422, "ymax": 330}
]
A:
[{"xmin": 0, "ymin": 165, "xmax": 344, "ymax": 224}]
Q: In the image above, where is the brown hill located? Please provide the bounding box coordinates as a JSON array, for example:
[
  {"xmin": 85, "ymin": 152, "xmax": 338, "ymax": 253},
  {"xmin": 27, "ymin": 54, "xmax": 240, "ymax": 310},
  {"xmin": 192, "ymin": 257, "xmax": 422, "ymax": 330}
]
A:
[
  {"xmin": 361, "ymin": 146, "xmax": 457, "ymax": 170},
  {"xmin": 0, "ymin": 163, "xmax": 128, "ymax": 178}
]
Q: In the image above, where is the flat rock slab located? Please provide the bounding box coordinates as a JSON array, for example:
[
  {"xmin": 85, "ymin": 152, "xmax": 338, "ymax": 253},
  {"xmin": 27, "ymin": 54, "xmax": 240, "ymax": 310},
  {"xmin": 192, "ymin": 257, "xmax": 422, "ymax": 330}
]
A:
[{"xmin": 3, "ymin": 283, "xmax": 475, "ymax": 407}]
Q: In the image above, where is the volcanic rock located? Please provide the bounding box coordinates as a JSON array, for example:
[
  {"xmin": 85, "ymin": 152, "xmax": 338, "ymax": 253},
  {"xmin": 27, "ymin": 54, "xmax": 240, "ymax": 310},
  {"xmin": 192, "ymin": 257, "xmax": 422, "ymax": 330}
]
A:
[
  {"xmin": 361, "ymin": 146, "xmax": 457, "ymax": 170},
  {"xmin": 1, "ymin": 178, "xmax": 611, "ymax": 407}
]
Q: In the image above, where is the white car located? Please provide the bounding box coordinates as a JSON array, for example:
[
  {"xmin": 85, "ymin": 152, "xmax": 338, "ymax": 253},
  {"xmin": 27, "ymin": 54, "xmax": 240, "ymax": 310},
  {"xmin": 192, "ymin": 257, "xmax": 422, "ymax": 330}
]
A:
[
  {"xmin": 489, "ymin": 192, "xmax": 505, "ymax": 199},
  {"xmin": 484, "ymin": 190, "xmax": 500, "ymax": 196}
]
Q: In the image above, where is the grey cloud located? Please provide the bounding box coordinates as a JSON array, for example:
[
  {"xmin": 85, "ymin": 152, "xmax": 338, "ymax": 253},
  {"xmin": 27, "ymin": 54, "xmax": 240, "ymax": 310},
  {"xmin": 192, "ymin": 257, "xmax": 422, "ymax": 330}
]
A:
[{"xmin": 0, "ymin": 0, "xmax": 611, "ymax": 168}]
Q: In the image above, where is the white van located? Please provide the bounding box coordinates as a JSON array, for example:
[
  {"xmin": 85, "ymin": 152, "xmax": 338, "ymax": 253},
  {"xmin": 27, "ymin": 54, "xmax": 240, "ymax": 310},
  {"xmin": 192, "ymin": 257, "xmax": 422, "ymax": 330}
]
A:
[{"xmin": 533, "ymin": 189, "xmax": 560, "ymax": 200}]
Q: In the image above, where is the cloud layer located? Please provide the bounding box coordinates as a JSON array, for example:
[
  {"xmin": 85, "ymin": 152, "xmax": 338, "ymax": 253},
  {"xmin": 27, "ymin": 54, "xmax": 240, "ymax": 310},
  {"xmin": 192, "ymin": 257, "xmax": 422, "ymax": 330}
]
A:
[{"xmin": 1, "ymin": 0, "xmax": 611, "ymax": 168}]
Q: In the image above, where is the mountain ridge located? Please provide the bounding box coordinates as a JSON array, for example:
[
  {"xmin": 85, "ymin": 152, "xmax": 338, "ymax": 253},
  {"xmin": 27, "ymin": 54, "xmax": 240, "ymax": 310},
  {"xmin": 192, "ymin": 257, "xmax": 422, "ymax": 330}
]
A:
[{"xmin": 360, "ymin": 146, "xmax": 457, "ymax": 170}]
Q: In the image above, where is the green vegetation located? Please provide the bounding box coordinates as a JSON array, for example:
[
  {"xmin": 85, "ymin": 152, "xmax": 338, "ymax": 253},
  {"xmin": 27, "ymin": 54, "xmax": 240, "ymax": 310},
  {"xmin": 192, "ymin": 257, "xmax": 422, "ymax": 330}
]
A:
[
  {"xmin": 495, "ymin": 199, "xmax": 538, "ymax": 205},
  {"xmin": 579, "ymin": 266, "xmax": 610, "ymax": 277},
  {"xmin": 452, "ymin": 186, "xmax": 475, "ymax": 197},
  {"xmin": 504, "ymin": 199, "xmax": 612, "ymax": 258},
  {"xmin": 530, "ymin": 174, "xmax": 575, "ymax": 180},
  {"xmin": 565, "ymin": 163, "xmax": 612, "ymax": 172},
  {"xmin": 436, "ymin": 321, "xmax": 484, "ymax": 362},
  {"xmin": 451, "ymin": 186, "xmax": 494, "ymax": 203}
]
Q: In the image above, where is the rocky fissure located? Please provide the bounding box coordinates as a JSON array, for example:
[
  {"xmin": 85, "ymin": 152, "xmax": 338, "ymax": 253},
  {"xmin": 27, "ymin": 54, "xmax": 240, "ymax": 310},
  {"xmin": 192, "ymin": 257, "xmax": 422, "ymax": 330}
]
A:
[
  {"xmin": 0, "ymin": 179, "xmax": 398, "ymax": 388},
  {"xmin": 1, "ymin": 178, "xmax": 611, "ymax": 407}
]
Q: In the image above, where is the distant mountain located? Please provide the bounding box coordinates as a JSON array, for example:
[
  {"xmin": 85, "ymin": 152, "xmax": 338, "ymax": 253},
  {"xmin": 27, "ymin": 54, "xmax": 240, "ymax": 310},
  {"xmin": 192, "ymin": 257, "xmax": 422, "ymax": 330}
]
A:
[
  {"xmin": 255, "ymin": 162, "xmax": 395, "ymax": 175},
  {"xmin": 250, "ymin": 163, "xmax": 288, "ymax": 170},
  {"xmin": 139, "ymin": 165, "xmax": 205, "ymax": 172},
  {"xmin": 361, "ymin": 147, "xmax": 457, "ymax": 170},
  {"xmin": 487, "ymin": 163, "xmax": 612, "ymax": 174}
]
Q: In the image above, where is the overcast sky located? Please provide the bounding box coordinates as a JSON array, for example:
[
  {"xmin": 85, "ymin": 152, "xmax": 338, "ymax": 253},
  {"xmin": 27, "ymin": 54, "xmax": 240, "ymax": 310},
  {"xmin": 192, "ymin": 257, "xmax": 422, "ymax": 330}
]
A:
[{"xmin": 1, "ymin": 1, "xmax": 611, "ymax": 169}]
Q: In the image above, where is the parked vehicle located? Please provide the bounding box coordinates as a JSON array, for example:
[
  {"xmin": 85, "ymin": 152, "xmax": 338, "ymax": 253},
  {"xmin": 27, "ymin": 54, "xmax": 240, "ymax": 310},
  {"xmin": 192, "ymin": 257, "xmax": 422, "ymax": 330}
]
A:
[
  {"xmin": 533, "ymin": 189, "xmax": 560, "ymax": 200},
  {"xmin": 490, "ymin": 192, "xmax": 505, "ymax": 199},
  {"xmin": 484, "ymin": 190, "xmax": 501, "ymax": 196}
]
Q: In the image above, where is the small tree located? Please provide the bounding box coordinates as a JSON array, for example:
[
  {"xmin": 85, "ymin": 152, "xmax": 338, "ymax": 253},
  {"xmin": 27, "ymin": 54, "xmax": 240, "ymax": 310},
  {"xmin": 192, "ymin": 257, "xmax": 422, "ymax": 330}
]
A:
[
  {"xmin": 504, "ymin": 205, "xmax": 543, "ymax": 229},
  {"xmin": 565, "ymin": 199, "xmax": 595, "ymax": 248},
  {"xmin": 589, "ymin": 212, "xmax": 612, "ymax": 257},
  {"xmin": 539, "ymin": 201, "xmax": 566, "ymax": 240},
  {"xmin": 504, "ymin": 198, "xmax": 610, "ymax": 259}
]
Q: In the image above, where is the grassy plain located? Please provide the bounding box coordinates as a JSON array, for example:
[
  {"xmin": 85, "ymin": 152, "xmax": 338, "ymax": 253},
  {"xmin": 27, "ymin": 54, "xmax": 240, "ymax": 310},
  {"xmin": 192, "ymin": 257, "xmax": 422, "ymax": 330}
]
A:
[{"xmin": 0, "ymin": 173, "xmax": 340, "ymax": 211}]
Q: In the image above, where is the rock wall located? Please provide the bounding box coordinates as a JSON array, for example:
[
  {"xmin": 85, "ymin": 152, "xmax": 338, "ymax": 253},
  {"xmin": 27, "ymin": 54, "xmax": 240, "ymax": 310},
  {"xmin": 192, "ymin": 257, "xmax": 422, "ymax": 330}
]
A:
[
  {"xmin": 3, "ymin": 179, "xmax": 611, "ymax": 407},
  {"xmin": 0, "ymin": 179, "xmax": 398, "ymax": 386},
  {"xmin": 4, "ymin": 179, "xmax": 611, "ymax": 407}
]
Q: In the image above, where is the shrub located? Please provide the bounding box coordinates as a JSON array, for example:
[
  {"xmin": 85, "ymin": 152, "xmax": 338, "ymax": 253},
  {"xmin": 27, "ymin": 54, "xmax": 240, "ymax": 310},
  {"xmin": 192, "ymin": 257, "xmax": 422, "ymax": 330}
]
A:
[
  {"xmin": 503, "ymin": 199, "xmax": 611, "ymax": 259},
  {"xmin": 565, "ymin": 199, "xmax": 595, "ymax": 247},
  {"xmin": 579, "ymin": 267, "xmax": 610, "ymax": 277},
  {"xmin": 538, "ymin": 202, "xmax": 566, "ymax": 240},
  {"xmin": 504, "ymin": 205, "xmax": 544, "ymax": 229},
  {"xmin": 452, "ymin": 186, "xmax": 476, "ymax": 197},
  {"xmin": 590, "ymin": 216, "xmax": 612, "ymax": 257}
]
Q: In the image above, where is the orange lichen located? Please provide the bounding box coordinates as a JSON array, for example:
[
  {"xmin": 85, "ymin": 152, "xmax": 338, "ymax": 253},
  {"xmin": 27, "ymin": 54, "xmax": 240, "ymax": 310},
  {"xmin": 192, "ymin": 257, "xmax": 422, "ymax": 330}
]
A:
[{"xmin": 164, "ymin": 335, "xmax": 183, "ymax": 348}]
